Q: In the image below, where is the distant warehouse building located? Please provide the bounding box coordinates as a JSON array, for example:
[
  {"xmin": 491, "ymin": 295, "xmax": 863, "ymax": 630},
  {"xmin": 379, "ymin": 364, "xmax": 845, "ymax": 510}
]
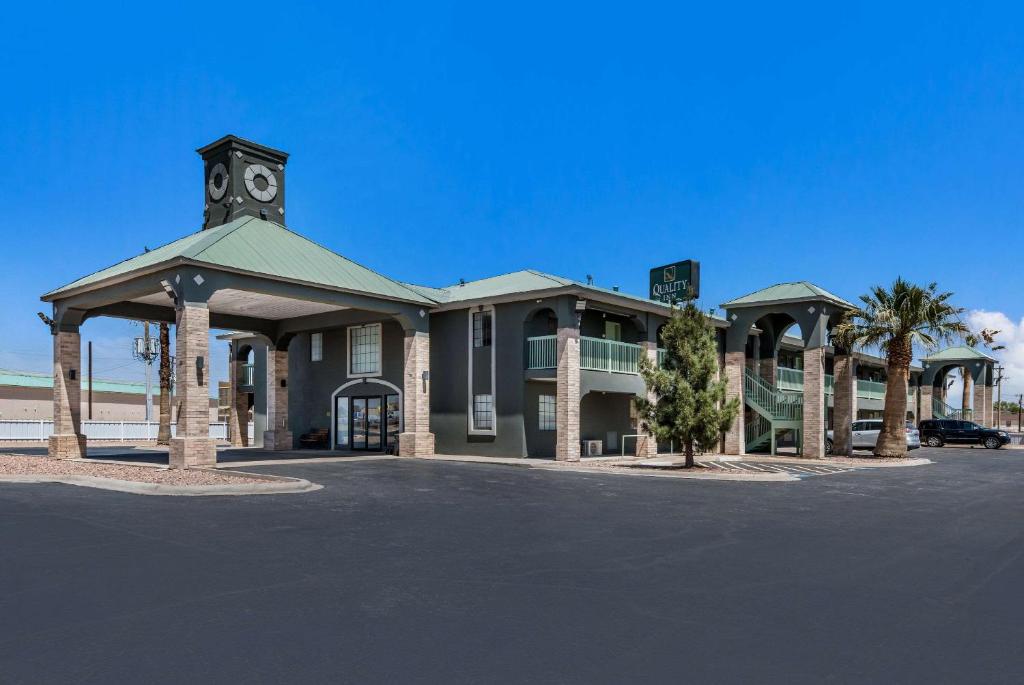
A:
[{"xmin": 0, "ymin": 368, "xmax": 217, "ymax": 422}]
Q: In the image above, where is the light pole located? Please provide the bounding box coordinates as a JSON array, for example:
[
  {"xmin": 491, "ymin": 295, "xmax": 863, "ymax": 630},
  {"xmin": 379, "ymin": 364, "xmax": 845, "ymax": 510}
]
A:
[{"xmin": 132, "ymin": 323, "xmax": 159, "ymax": 422}]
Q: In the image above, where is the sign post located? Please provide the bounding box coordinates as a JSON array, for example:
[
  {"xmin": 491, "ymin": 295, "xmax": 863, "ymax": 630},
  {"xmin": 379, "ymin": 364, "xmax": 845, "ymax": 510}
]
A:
[{"xmin": 649, "ymin": 260, "xmax": 700, "ymax": 304}]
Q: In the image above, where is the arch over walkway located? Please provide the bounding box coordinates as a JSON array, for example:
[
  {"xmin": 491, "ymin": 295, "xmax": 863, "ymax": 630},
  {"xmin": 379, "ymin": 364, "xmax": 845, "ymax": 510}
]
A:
[{"xmin": 920, "ymin": 346, "xmax": 996, "ymax": 426}]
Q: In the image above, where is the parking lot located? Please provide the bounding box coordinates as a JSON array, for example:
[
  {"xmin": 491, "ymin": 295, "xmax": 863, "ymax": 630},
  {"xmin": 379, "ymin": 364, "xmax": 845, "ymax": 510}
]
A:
[{"xmin": 2, "ymin": 445, "xmax": 1022, "ymax": 684}]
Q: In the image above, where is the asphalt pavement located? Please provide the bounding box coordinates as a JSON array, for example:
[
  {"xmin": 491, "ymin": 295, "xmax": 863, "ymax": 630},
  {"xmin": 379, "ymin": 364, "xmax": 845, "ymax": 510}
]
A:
[{"xmin": 1, "ymin": 446, "xmax": 1022, "ymax": 684}]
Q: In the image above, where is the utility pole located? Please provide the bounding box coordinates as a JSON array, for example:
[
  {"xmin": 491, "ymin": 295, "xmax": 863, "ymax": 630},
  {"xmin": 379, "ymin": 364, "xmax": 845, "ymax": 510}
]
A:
[
  {"xmin": 993, "ymin": 364, "xmax": 1004, "ymax": 428},
  {"xmin": 88, "ymin": 341, "xmax": 93, "ymax": 420},
  {"xmin": 132, "ymin": 324, "xmax": 158, "ymax": 423}
]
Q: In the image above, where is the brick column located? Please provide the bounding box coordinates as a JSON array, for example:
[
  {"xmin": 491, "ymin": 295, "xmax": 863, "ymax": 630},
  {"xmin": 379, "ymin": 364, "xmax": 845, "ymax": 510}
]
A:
[
  {"xmin": 48, "ymin": 329, "xmax": 87, "ymax": 459},
  {"xmin": 802, "ymin": 346, "xmax": 826, "ymax": 459},
  {"xmin": 983, "ymin": 383, "xmax": 994, "ymax": 428},
  {"xmin": 169, "ymin": 304, "xmax": 216, "ymax": 468},
  {"xmin": 723, "ymin": 350, "xmax": 745, "ymax": 455},
  {"xmin": 831, "ymin": 353, "xmax": 856, "ymax": 456},
  {"xmin": 634, "ymin": 342, "xmax": 658, "ymax": 458},
  {"xmin": 229, "ymin": 357, "xmax": 247, "ymax": 447},
  {"xmin": 555, "ymin": 325, "xmax": 581, "ymax": 461},
  {"xmin": 263, "ymin": 347, "xmax": 293, "ymax": 450},
  {"xmin": 919, "ymin": 385, "xmax": 933, "ymax": 422},
  {"xmin": 759, "ymin": 355, "xmax": 777, "ymax": 385},
  {"xmin": 397, "ymin": 331, "xmax": 434, "ymax": 456}
]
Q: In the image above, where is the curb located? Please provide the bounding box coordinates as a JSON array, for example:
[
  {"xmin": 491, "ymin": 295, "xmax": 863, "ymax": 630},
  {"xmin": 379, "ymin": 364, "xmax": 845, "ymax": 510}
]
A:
[{"xmin": 0, "ymin": 473, "xmax": 322, "ymax": 496}]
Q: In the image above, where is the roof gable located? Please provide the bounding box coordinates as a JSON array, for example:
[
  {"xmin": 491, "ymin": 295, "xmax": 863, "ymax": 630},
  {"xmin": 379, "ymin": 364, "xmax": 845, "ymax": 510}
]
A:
[
  {"xmin": 921, "ymin": 345, "xmax": 996, "ymax": 363},
  {"xmin": 45, "ymin": 217, "xmax": 434, "ymax": 305},
  {"xmin": 721, "ymin": 281, "xmax": 855, "ymax": 309}
]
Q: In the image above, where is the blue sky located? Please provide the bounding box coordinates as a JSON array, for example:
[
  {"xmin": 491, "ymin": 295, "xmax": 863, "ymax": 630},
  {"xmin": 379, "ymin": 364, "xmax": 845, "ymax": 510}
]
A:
[{"xmin": 2, "ymin": 2, "xmax": 1023, "ymax": 402}]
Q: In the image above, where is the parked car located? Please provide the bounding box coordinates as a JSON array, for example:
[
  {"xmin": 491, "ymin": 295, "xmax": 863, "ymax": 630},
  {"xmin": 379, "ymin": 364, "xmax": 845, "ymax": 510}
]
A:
[
  {"xmin": 826, "ymin": 420, "xmax": 920, "ymax": 454},
  {"xmin": 918, "ymin": 419, "xmax": 1011, "ymax": 449}
]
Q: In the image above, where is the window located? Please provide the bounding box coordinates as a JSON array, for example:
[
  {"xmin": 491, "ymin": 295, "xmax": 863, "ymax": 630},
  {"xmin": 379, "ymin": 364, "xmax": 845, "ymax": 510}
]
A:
[
  {"xmin": 473, "ymin": 311, "xmax": 492, "ymax": 347},
  {"xmin": 473, "ymin": 394, "xmax": 494, "ymax": 430},
  {"xmin": 538, "ymin": 395, "xmax": 556, "ymax": 431},
  {"xmin": 349, "ymin": 324, "xmax": 381, "ymax": 376},
  {"xmin": 311, "ymin": 332, "xmax": 323, "ymax": 362}
]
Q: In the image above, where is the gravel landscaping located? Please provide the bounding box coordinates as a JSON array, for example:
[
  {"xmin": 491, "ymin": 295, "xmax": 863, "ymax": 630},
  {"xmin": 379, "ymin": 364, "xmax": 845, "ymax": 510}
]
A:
[{"xmin": 0, "ymin": 454, "xmax": 274, "ymax": 486}]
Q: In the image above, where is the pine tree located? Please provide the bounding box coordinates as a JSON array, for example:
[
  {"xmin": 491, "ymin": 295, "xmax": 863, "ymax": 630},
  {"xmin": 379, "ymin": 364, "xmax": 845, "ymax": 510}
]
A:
[{"xmin": 636, "ymin": 302, "xmax": 740, "ymax": 468}]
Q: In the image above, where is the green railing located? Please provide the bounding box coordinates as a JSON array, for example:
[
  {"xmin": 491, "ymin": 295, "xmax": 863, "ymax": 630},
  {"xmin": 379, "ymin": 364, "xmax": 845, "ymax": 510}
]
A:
[
  {"xmin": 240, "ymin": 363, "xmax": 254, "ymax": 387},
  {"xmin": 581, "ymin": 336, "xmax": 642, "ymax": 373},
  {"xmin": 746, "ymin": 370, "xmax": 803, "ymax": 421},
  {"xmin": 933, "ymin": 397, "xmax": 968, "ymax": 421},
  {"xmin": 526, "ymin": 335, "xmax": 557, "ymax": 369},
  {"xmin": 775, "ymin": 367, "xmax": 905, "ymax": 402},
  {"xmin": 657, "ymin": 348, "xmax": 666, "ymax": 367},
  {"xmin": 745, "ymin": 413, "xmax": 771, "ymax": 447}
]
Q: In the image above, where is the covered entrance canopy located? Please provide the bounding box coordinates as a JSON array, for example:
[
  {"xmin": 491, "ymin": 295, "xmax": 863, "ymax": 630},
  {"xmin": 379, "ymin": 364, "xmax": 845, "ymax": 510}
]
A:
[
  {"xmin": 919, "ymin": 346, "xmax": 996, "ymax": 426},
  {"xmin": 41, "ymin": 215, "xmax": 437, "ymax": 467}
]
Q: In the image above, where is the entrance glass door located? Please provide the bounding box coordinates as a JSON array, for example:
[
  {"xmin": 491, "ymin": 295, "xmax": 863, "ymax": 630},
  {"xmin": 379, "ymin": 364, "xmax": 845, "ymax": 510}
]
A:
[{"xmin": 351, "ymin": 396, "xmax": 383, "ymax": 451}]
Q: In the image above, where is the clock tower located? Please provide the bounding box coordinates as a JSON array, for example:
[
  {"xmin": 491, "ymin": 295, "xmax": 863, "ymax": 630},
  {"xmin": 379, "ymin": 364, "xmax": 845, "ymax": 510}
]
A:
[{"xmin": 197, "ymin": 135, "xmax": 289, "ymax": 230}]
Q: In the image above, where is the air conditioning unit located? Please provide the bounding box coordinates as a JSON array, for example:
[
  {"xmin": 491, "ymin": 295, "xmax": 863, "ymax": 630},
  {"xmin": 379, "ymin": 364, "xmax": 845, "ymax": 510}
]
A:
[{"xmin": 583, "ymin": 440, "xmax": 603, "ymax": 456}]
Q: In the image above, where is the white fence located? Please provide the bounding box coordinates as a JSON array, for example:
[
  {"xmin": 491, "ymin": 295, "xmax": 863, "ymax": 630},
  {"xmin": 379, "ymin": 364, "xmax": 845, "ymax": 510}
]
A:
[{"xmin": 0, "ymin": 420, "xmax": 255, "ymax": 442}]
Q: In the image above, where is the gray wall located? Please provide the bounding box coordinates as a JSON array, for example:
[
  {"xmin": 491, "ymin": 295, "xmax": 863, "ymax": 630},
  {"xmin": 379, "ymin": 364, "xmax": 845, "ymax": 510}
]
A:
[
  {"xmin": 286, "ymin": 319, "xmax": 406, "ymax": 447},
  {"xmin": 580, "ymin": 392, "xmax": 634, "ymax": 455}
]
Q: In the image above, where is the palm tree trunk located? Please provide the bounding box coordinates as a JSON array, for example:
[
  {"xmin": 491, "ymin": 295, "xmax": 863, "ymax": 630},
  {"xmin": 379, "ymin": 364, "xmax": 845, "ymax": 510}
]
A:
[
  {"xmin": 157, "ymin": 322, "xmax": 172, "ymax": 445},
  {"xmin": 961, "ymin": 369, "xmax": 973, "ymax": 419},
  {"xmin": 875, "ymin": 338, "xmax": 911, "ymax": 458}
]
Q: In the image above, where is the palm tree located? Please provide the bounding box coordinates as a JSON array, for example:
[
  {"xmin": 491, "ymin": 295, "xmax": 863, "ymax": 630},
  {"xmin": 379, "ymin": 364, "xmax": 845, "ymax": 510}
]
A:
[
  {"xmin": 834, "ymin": 279, "xmax": 967, "ymax": 457},
  {"xmin": 156, "ymin": 322, "xmax": 172, "ymax": 445}
]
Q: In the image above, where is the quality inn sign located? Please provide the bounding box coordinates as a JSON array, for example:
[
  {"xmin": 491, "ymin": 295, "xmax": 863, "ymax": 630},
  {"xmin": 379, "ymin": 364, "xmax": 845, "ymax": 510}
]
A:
[{"xmin": 649, "ymin": 260, "xmax": 700, "ymax": 303}]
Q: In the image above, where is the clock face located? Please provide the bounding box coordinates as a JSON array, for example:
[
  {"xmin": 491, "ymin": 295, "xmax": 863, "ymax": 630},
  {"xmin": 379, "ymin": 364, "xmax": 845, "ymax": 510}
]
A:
[
  {"xmin": 244, "ymin": 164, "xmax": 278, "ymax": 202},
  {"xmin": 207, "ymin": 163, "xmax": 229, "ymax": 201}
]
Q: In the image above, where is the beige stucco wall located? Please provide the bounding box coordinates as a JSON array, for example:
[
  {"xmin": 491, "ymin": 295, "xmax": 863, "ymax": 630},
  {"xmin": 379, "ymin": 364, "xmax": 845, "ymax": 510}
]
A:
[{"xmin": 0, "ymin": 386, "xmax": 218, "ymax": 422}]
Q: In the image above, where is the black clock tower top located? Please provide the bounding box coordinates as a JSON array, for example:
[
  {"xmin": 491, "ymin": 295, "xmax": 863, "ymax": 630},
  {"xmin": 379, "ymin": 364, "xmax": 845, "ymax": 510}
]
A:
[{"xmin": 197, "ymin": 135, "xmax": 289, "ymax": 230}]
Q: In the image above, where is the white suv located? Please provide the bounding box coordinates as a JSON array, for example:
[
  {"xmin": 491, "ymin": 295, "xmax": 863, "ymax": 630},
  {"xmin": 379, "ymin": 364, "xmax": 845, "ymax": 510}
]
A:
[{"xmin": 826, "ymin": 420, "xmax": 921, "ymax": 454}]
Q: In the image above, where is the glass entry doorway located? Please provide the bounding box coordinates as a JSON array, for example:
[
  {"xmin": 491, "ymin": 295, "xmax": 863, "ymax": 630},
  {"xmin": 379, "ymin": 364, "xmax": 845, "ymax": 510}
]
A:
[{"xmin": 335, "ymin": 393, "xmax": 400, "ymax": 452}]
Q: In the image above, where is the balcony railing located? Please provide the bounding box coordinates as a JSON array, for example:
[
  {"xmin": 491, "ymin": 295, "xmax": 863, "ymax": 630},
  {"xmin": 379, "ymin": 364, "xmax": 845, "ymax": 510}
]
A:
[
  {"xmin": 775, "ymin": 367, "xmax": 913, "ymax": 402},
  {"xmin": 240, "ymin": 363, "xmax": 255, "ymax": 387},
  {"xmin": 526, "ymin": 336, "xmax": 664, "ymax": 375}
]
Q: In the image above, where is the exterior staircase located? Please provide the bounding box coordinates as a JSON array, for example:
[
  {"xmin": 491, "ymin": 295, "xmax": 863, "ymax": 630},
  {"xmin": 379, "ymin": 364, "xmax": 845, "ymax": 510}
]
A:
[
  {"xmin": 744, "ymin": 369, "xmax": 803, "ymax": 453},
  {"xmin": 932, "ymin": 397, "xmax": 969, "ymax": 421}
]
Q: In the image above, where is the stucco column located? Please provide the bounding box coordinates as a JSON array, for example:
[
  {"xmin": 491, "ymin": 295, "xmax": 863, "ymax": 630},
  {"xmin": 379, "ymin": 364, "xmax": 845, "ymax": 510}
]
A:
[
  {"xmin": 169, "ymin": 304, "xmax": 217, "ymax": 468},
  {"xmin": 263, "ymin": 347, "xmax": 293, "ymax": 450},
  {"xmin": 229, "ymin": 356, "xmax": 247, "ymax": 447},
  {"xmin": 398, "ymin": 331, "xmax": 434, "ymax": 456},
  {"xmin": 919, "ymin": 385, "xmax": 933, "ymax": 422},
  {"xmin": 555, "ymin": 325, "xmax": 581, "ymax": 461},
  {"xmin": 831, "ymin": 353, "xmax": 856, "ymax": 456},
  {"xmin": 634, "ymin": 342, "xmax": 659, "ymax": 458},
  {"xmin": 48, "ymin": 328, "xmax": 87, "ymax": 459},
  {"xmin": 802, "ymin": 346, "xmax": 826, "ymax": 459},
  {"xmin": 723, "ymin": 350, "xmax": 745, "ymax": 455}
]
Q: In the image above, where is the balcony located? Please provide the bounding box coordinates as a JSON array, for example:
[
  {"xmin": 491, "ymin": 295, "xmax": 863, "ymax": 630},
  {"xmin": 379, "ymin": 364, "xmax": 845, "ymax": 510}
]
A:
[
  {"xmin": 526, "ymin": 336, "xmax": 664, "ymax": 375},
  {"xmin": 240, "ymin": 363, "xmax": 255, "ymax": 387},
  {"xmin": 775, "ymin": 367, "xmax": 912, "ymax": 402}
]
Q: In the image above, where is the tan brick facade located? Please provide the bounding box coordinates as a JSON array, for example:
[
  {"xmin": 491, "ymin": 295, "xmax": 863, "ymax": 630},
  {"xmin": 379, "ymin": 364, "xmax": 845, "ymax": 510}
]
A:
[
  {"xmin": 263, "ymin": 347, "xmax": 293, "ymax": 450},
  {"xmin": 723, "ymin": 350, "xmax": 745, "ymax": 455},
  {"xmin": 169, "ymin": 304, "xmax": 217, "ymax": 468},
  {"xmin": 759, "ymin": 356, "xmax": 777, "ymax": 384},
  {"xmin": 555, "ymin": 325, "xmax": 580, "ymax": 461},
  {"xmin": 802, "ymin": 347, "xmax": 826, "ymax": 459},
  {"xmin": 48, "ymin": 329, "xmax": 87, "ymax": 459},
  {"xmin": 919, "ymin": 385, "xmax": 933, "ymax": 422},
  {"xmin": 634, "ymin": 342, "xmax": 658, "ymax": 458},
  {"xmin": 399, "ymin": 331, "xmax": 434, "ymax": 456},
  {"xmin": 831, "ymin": 353, "xmax": 856, "ymax": 456}
]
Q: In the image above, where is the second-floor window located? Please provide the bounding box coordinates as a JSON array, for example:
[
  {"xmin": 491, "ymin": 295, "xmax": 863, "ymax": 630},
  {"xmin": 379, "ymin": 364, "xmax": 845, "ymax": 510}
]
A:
[
  {"xmin": 473, "ymin": 311, "xmax": 492, "ymax": 347},
  {"xmin": 349, "ymin": 324, "xmax": 381, "ymax": 376},
  {"xmin": 311, "ymin": 332, "xmax": 323, "ymax": 362}
]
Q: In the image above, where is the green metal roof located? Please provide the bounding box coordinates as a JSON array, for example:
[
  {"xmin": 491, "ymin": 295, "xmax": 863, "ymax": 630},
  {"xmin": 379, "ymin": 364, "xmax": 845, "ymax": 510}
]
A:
[
  {"xmin": 0, "ymin": 369, "xmax": 155, "ymax": 396},
  {"xmin": 921, "ymin": 345, "xmax": 996, "ymax": 363},
  {"xmin": 721, "ymin": 281, "xmax": 855, "ymax": 309},
  {"xmin": 45, "ymin": 216, "xmax": 434, "ymax": 305}
]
